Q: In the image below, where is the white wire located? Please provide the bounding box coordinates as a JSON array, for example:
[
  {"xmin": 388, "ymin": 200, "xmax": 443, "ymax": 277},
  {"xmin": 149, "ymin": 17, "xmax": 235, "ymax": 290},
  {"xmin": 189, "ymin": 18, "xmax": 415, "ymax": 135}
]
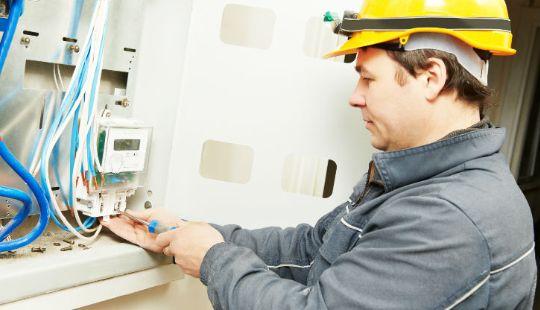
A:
[
  {"xmin": 41, "ymin": 0, "xmax": 109, "ymax": 241},
  {"xmin": 42, "ymin": 85, "xmax": 101, "ymax": 241},
  {"xmin": 69, "ymin": 6, "xmax": 104, "ymax": 235},
  {"xmin": 29, "ymin": 63, "xmax": 63, "ymax": 175},
  {"xmin": 29, "ymin": 95, "xmax": 54, "ymax": 175},
  {"xmin": 71, "ymin": 0, "xmax": 108, "ymax": 233},
  {"xmin": 56, "ymin": 64, "xmax": 65, "ymax": 91},
  {"xmin": 53, "ymin": 64, "xmax": 60, "ymax": 92}
]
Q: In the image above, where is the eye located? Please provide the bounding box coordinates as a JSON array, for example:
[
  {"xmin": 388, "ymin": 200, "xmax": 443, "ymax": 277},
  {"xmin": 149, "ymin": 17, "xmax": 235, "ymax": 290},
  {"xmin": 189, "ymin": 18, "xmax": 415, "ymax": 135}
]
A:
[{"xmin": 361, "ymin": 75, "xmax": 373, "ymax": 84}]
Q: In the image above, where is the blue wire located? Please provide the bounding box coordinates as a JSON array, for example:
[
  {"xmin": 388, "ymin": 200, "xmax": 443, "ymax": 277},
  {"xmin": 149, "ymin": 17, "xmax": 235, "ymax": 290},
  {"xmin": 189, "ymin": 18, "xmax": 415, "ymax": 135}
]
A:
[
  {"xmin": 0, "ymin": 186, "xmax": 31, "ymax": 241},
  {"xmin": 39, "ymin": 26, "xmax": 100, "ymax": 231},
  {"xmin": 26, "ymin": 92, "xmax": 54, "ymax": 168},
  {"xmin": 86, "ymin": 127, "xmax": 95, "ymax": 178},
  {"xmin": 37, "ymin": 1, "xmax": 109, "ymax": 234},
  {"xmin": 40, "ymin": 87, "xmax": 94, "ymax": 231},
  {"xmin": 69, "ymin": 107, "xmax": 80, "ymax": 206},
  {"xmin": 40, "ymin": 43, "xmax": 91, "ymax": 204},
  {"xmin": 0, "ymin": 0, "xmax": 23, "ymax": 75},
  {"xmin": 0, "ymin": 139, "xmax": 49, "ymax": 252},
  {"xmin": 85, "ymin": 25, "xmax": 107, "ymax": 180}
]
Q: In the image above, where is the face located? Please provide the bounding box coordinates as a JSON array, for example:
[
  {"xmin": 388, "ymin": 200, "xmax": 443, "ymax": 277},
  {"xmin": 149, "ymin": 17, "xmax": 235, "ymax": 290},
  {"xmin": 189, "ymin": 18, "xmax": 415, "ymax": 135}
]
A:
[{"xmin": 349, "ymin": 48, "xmax": 431, "ymax": 152}]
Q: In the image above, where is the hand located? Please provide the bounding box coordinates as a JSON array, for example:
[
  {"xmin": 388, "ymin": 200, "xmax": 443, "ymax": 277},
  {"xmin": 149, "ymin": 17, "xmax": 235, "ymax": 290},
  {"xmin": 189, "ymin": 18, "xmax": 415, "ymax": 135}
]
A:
[
  {"xmin": 156, "ymin": 222, "xmax": 225, "ymax": 278},
  {"xmin": 100, "ymin": 208, "xmax": 185, "ymax": 253}
]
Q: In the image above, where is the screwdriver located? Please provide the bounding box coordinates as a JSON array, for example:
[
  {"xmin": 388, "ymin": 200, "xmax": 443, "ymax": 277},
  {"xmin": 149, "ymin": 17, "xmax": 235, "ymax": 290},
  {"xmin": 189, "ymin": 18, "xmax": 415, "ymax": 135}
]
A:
[{"xmin": 119, "ymin": 210, "xmax": 177, "ymax": 234}]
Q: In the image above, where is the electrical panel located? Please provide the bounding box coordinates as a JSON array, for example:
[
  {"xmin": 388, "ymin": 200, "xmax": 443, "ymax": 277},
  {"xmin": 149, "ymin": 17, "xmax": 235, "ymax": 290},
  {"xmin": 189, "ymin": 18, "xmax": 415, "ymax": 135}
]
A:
[
  {"xmin": 0, "ymin": 0, "xmax": 144, "ymax": 220},
  {"xmin": 0, "ymin": 0, "xmax": 148, "ymax": 247}
]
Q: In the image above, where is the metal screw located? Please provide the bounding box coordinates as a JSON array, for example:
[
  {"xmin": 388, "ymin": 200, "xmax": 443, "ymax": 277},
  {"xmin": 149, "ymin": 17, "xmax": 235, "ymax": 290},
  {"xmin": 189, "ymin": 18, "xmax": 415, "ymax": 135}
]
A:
[
  {"xmin": 69, "ymin": 45, "xmax": 80, "ymax": 53},
  {"xmin": 78, "ymin": 244, "xmax": 90, "ymax": 250},
  {"xmin": 53, "ymin": 242, "xmax": 61, "ymax": 246},
  {"xmin": 115, "ymin": 98, "xmax": 129, "ymax": 108},
  {"xmin": 144, "ymin": 201, "xmax": 152, "ymax": 209},
  {"xmin": 60, "ymin": 246, "xmax": 73, "ymax": 251},
  {"xmin": 31, "ymin": 247, "xmax": 46, "ymax": 253},
  {"xmin": 63, "ymin": 238, "xmax": 75, "ymax": 245},
  {"xmin": 20, "ymin": 37, "xmax": 30, "ymax": 46}
]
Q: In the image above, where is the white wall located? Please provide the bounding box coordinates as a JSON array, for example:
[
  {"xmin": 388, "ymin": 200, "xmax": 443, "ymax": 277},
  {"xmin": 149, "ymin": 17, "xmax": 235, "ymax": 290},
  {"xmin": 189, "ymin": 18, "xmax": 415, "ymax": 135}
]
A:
[
  {"xmin": 164, "ymin": 0, "xmax": 372, "ymax": 229},
  {"xmin": 128, "ymin": 0, "xmax": 195, "ymax": 210}
]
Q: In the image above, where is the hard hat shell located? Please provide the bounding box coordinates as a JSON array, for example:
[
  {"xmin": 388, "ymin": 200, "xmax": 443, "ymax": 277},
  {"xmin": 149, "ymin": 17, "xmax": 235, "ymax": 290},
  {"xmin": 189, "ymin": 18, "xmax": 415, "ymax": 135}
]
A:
[{"xmin": 325, "ymin": 0, "xmax": 515, "ymax": 58}]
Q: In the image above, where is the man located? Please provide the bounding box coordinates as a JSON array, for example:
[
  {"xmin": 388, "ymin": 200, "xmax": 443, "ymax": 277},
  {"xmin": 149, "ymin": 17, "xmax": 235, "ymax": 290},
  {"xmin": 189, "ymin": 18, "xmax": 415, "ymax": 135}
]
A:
[{"xmin": 102, "ymin": 0, "xmax": 537, "ymax": 308}]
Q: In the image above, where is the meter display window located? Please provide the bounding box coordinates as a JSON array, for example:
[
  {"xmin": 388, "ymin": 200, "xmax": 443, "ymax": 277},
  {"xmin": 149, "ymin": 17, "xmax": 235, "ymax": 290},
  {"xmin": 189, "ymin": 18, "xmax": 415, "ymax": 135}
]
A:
[{"xmin": 114, "ymin": 139, "xmax": 141, "ymax": 151}]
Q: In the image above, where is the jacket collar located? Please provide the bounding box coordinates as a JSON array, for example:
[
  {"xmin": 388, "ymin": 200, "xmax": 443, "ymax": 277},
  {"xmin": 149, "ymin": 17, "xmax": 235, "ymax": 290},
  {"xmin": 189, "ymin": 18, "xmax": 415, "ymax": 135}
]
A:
[{"xmin": 372, "ymin": 127, "xmax": 506, "ymax": 192}]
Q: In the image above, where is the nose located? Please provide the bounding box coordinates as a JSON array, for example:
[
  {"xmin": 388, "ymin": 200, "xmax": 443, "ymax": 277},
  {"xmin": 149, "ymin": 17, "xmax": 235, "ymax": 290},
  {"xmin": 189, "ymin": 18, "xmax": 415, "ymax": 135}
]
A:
[{"xmin": 349, "ymin": 80, "xmax": 366, "ymax": 109}]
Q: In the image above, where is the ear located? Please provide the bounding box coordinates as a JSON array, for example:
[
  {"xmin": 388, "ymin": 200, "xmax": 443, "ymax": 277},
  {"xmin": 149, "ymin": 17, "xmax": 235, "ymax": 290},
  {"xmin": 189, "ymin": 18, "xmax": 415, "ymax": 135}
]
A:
[{"xmin": 420, "ymin": 57, "xmax": 447, "ymax": 102}]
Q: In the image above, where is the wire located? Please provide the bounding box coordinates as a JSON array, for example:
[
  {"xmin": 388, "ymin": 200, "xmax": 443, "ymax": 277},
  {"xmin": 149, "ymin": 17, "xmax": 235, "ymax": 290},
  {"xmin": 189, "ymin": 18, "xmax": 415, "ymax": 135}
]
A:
[
  {"xmin": 0, "ymin": 138, "xmax": 50, "ymax": 252},
  {"xmin": 0, "ymin": 186, "xmax": 31, "ymax": 241},
  {"xmin": 56, "ymin": 64, "xmax": 66, "ymax": 91},
  {"xmin": 71, "ymin": 0, "xmax": 108, "ymax": 233},
  {"xmin": 0, "ymin": 0, "xmax": 23, "ymax": 74},
  {"xmin": 38, "ymin": 0, "xmax": 109, "ymax": 241},
  {"xmin": 28, "ymin": 93, "xmax": 55, "ymax": 175}
]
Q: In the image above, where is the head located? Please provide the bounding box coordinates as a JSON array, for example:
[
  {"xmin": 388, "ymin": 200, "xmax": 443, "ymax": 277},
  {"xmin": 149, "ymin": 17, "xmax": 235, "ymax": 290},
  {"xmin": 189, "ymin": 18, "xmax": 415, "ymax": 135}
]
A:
[{"xmin": 349, "ymin": 46, "xmax": 492, "ymax": 152}]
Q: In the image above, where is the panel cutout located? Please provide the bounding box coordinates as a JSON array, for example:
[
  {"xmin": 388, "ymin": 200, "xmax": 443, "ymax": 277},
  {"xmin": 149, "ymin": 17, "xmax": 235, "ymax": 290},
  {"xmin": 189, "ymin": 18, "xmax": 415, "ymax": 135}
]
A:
[
  {"xmin": 303, "ymin": 16, "xmax": 348, "ymax": 63},
  {"xmin": 23, "ymin": 30, "xmax": 40, "ymax": 37},
  {"xmin": 199, "ymin": 140, "xmax": 254, "ymax": 184},
  {"xmin": 62, "ymin": 36, "xmax": 77, "ymax": 43},
  {"xmin": 282, "ymin": 154, "xmax": 337, "ymax": 198},
  {"xmin": 24, "ymin": 60, "xmax": 128, "ymax": 95},
  {"xmin": 220, "ymin": 4, "xmax": 276, "ymax": 50}
]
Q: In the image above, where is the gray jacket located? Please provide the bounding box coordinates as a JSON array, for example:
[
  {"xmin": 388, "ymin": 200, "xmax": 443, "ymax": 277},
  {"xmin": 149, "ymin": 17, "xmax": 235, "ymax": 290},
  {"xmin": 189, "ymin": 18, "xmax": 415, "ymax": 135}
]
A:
[{"xmin": 201, "ymin": 127, "xmax": 537, "ymax": 309}]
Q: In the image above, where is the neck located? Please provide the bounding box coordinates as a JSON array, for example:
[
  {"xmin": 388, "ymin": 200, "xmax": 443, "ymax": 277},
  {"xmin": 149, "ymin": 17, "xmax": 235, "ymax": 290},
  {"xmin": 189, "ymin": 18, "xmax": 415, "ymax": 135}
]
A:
[
  {"xmin": 421, "ymin": 98, "xmax": 481, "ymax": 146},
  {"xmin": 388, "ymin": 98, "xmax": 482, "ymax": 152}
]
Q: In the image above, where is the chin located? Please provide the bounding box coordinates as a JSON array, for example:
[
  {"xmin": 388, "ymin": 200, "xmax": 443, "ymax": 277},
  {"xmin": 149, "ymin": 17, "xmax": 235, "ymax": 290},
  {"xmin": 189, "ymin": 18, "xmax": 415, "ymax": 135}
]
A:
[{"xmin": 370, "ymin": 138, "xmax": 388, "ymax": 152}]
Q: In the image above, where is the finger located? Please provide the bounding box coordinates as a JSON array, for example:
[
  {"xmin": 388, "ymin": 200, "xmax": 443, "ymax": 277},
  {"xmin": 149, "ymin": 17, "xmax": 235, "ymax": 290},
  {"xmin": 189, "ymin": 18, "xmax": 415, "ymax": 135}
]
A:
[
  {"xmin": 99, "ymin": 216, "xmax": 124, "ymax": 226},
  {"xmin": 103, "ymin": 217, "xmax": 147, "ymax": 242},
  {"xmin": 163, "ymin": 246, "xmax": 172, "ymax": 257},
  {"xmin": 126, "ymin": 209, "xmax": 154, "ymax": 220},
  {"xmin": 155, "ymin": 230, "xmax": 177, "ymax": 248},
  {"xmin": 99, "ymin": 217, "xmax": 108, "ymax": 226}
]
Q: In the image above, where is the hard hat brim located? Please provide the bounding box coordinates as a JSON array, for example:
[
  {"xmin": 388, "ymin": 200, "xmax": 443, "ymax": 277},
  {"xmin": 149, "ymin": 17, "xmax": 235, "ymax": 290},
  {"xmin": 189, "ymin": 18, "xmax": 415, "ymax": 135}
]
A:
[{"xmin": 324, "ymin": 28, "xmax": 516, "ymax": 58}]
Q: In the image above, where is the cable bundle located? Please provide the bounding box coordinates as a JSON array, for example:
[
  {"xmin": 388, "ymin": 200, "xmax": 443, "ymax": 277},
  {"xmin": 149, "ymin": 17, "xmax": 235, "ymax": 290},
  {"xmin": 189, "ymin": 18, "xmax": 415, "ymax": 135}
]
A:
[
  {"xmin": 38, "ymin": 0, "xmax": 110, "ymax": 242},
  {"xmin": 0, "ymin": 138, "xmax": 50, "ymax": 252},
  {"xmin": 0, "ymin": 0, "xmax": 51, "ymax": 252},
  {"xmin": 0, "ymin": 0, "xmax": 24, "ymax": 74}
]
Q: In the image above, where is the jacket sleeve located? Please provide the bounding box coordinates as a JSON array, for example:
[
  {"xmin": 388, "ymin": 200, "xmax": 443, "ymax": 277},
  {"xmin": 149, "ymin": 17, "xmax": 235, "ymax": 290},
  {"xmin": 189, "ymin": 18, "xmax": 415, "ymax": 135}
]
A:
[
  {"xmin": 209, "ymin": 203, "xmax": 346, "ymax": 283},
  {"xmin": 200, "ymin": 196, "xmax": 491, "ymax": 310}
]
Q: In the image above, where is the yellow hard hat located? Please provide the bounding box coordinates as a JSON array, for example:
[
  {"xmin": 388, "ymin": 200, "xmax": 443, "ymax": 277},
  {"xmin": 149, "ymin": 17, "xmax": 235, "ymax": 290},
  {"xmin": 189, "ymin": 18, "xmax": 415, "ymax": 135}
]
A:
[{"xmin": 325, "ymin": 0, "xmax": 515, "ymax": 58}]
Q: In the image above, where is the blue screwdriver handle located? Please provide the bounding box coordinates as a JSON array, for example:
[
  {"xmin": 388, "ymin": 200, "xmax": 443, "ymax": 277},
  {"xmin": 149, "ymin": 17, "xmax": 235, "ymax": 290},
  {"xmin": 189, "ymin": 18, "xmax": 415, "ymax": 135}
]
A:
[{"xmin": 148, "ymin": 220, "xmax": 177, "ymax": 234}]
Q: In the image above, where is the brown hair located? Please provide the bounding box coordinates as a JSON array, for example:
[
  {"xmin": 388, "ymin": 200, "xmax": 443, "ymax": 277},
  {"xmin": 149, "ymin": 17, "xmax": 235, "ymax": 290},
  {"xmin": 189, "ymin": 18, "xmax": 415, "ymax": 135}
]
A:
[{"xmin": 385, "ymin": 49, "xmax": 492, "ymax": 115}]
